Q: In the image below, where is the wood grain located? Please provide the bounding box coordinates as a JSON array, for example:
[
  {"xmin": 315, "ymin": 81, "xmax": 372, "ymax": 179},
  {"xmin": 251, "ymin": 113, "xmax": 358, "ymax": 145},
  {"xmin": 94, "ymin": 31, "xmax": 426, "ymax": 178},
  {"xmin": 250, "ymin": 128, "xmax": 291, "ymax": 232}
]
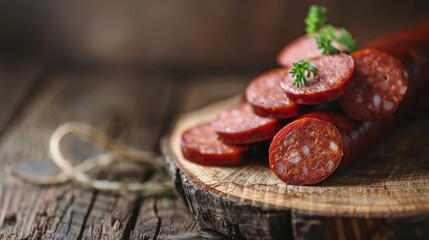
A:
[
  {"xmin": 0, "ymin": 70, "xmax": 251, "ymax": 239},
  {"xmin": 0, "ymin": 71, "xmax": 142, "ymax": 238},
  {"xmin": 164, "ymin": 96, "xmax": 429, "ymax": 239},
  {"xmin": 0, "ymin": 71, "xmax": 186, "ymax": 239},
  {"xmin": 132, "ymin": 74, "xmax": 252, "ymax": 239}
]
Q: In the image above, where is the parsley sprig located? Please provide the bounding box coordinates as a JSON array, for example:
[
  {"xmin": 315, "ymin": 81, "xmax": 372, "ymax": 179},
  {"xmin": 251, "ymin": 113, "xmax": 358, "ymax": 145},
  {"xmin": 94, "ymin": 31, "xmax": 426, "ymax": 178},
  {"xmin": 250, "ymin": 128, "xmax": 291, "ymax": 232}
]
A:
[
  {"xmin": 305, "ymin": 5, "xmax": 357, "ymax": 54},
  {"xmin": 290, "ymin": 60, "xmax": 318, "ymax": 88},
  {"xmin": 335, "ymin": 28, "xmax": 357, "ymax": 53},
  {"xmin": 305, "ymin": 5, "xmax": 327, "ymax": 35},
  {"xmin": 315, "ymin": 25, "xmax": 340, "ymax": 55},
  {"xmin": 290, "ymin": 5, "xmax": 357, "ymax": 88}
]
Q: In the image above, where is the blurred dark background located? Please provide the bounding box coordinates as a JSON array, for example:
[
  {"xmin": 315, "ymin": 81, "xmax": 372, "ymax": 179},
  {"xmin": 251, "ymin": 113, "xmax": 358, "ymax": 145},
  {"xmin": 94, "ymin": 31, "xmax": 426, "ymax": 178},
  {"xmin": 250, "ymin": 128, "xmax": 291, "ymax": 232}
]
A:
[{"xmin": 1, "ymin": 0, "xmax": 429, "ymax": 71}]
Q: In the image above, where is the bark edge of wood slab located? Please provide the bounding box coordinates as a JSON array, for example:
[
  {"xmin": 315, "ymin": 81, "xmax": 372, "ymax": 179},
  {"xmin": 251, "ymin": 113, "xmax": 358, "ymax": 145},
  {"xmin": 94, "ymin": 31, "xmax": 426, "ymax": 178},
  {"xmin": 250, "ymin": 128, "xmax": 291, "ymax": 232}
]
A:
[{"xmin": 162, "ymin": 96, "xmax": 429, "ymax": 239}]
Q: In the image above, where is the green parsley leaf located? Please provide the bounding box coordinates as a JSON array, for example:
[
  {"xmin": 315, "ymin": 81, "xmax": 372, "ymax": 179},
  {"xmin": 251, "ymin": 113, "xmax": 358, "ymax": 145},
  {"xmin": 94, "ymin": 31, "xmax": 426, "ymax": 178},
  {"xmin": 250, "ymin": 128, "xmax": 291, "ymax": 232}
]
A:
[
  {"xmin": 335, "ymin": 27, "xmax": 357, "ymax": 53},
  {"xmin": 290, "ymin": 59, "xmax": 319, "ymax": 88},
  {"xmin": 305, "ymin": 5, "xmax": 327, "ymax": 35},
  {"xmin": 315, "ymin": 25, "xmax": 340, "ymax": 55},
  {"xmin": 316, "ymin": 25, "xmax": 357, "ymax": 54}
]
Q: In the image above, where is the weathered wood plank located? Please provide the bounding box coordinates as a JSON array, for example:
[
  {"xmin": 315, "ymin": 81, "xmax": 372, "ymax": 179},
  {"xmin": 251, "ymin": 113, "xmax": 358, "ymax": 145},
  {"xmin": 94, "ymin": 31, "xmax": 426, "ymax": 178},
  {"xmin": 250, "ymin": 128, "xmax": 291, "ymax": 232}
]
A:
[
  {"xmin": 0, "ymin": 70, "xmax": 187, "ymax": 239},
  {"xmin": 0, "ymin": 69, "xmax": 253, "ymax": 239},
  {"xmin": 130, "ymin": 198, "xmax": 227, "ymax": 240},
  {"xmin": 132, "ymin": 73, "xmax": 252, "ymax": 239},
  {"xmin": 291, "ymin": 210, "xmax": 429, "ymax": 240},
  {"xmin": 78, "ymin": 73, "xmax": 180, "ymax": 240}
]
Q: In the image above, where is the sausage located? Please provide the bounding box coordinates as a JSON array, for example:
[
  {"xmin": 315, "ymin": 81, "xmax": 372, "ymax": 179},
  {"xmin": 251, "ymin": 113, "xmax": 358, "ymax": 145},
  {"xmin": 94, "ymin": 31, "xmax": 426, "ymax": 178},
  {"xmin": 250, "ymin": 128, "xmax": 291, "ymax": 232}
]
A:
[
  {"xmin": 245, "ymin": 68, "xmax": 301, "ymax": 119},
  {"xmin": 365, "ymin": 22, "xmax": 429, "ymax": 95},
  {"xmin": 277, "ymin": 34, "xmax": 347, "ymax": 67},
  {"xmin": 339, "ymin": 49, "xmax": 408, "ymax": 122},
  {"xmin": 181, "ymin": 123, "xmax": 250, "ymax": 166},
  {"xmin": 212, "ymin": 103, "xmax": 282, "ymax": 144},
  {"xmin": 365, "ymin": 23, "xmax": 429, "ymax": 126},
  {"xmin": 277, "ymin": 35, "xmax": 323, "ymax": 67},
  {"xmin": 269, "ymin": 108, "xmax": 400, "ymax": 185},
  {"xmin": 281, "ymin": 53, "xmax": 355, "ymax": 105},
  {"xmin": 269, "ymin": 111, "xmax": 358, "ymax": 185},
  {"xmin": 269, "ymin": 22, "xmax": 429, "ymax": 185}
]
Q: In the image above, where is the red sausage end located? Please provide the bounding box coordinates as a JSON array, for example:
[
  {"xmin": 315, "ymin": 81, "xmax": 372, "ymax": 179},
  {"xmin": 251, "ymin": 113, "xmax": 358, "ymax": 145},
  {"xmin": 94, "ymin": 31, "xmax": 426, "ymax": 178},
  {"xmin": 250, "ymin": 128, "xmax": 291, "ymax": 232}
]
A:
[{"xmin": 269, "ymin": 117, "xmax": 344, "ymax": 185}]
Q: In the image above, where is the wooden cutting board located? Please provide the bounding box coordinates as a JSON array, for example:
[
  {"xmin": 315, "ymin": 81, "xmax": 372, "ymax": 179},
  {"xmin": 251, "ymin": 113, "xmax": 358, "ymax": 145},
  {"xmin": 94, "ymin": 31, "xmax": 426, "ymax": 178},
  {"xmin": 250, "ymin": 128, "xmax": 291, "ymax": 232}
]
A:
[{"xmin": 162, "ymin": 96, "xmax": 429, "ymax": 240}]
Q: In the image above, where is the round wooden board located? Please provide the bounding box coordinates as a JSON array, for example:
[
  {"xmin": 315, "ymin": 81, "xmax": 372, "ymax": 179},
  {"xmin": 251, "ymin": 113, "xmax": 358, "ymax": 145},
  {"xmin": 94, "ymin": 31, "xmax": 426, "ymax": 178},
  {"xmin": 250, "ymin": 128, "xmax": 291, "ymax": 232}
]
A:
[{"xmin": 163, "ymin": 97, "xmax": 429, "ymax": 239}]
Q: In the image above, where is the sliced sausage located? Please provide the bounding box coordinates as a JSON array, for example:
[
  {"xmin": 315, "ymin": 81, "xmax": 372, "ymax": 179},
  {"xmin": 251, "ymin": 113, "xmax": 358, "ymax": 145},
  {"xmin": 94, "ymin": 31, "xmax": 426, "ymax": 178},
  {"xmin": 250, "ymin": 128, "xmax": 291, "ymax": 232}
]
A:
[
  {"xmin": 363, "ymin": 22, "xmax": 429, "ymax": 121},
  {"xmin": 181, "ymin": 123, "xmax": 250, "ymax": 166},
  {"xmin": 339, "ymin": 49, "xmax": 408, "ymax": 122},
  {"xmin": 277, "ymin": 35, "xmax": 322, "ymax": 67},
  {"xmin": 269, "ymin": 22, "xmax": 429, "ymax": 185},
  {"xmin": 365, "ymin": 23, "xmax": 429, "ymax": 95},
  {"xmin": 281, "ymin": 53, "xmax": 354, "ymax": 105},
  {"xmin": 212, "ymin": 103, "xmax": 282, "ymax": 144},
  {"xmin": 245, "ymin": 68, "xmax": 301, "ymax": 119},
  {"xmin": 269, "ymin": 112, "xmax": 356, "ymax": 185},
  {"xmin": 277, "ymin": 34, "xmax": 347, "ymax": 67}
]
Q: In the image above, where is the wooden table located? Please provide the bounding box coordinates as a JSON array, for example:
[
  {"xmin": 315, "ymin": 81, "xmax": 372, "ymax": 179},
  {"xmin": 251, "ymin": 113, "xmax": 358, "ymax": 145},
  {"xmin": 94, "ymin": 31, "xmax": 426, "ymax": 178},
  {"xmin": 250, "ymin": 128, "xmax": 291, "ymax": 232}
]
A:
[
  {"xmin": 0, "ymin": 60, "xmax": 254, "ymax": 239},
  {"xmin": 2, "ymin": 59, "xmax": 429, "ymax": 240}
]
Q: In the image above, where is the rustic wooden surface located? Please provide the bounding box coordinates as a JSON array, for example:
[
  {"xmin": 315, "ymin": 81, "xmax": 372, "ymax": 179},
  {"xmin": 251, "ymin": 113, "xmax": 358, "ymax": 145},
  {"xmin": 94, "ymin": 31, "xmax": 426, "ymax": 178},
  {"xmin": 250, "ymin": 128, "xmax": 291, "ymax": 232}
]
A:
[
  {"xmin": 0, "ymin": 61, "xmax": 256, "ymax": 239},
  {"xmin": 1, "ymin": 57, "xmax": 429, "ymax": 240},
  {"xmin": 0, "ymin": 1, "xmax": 428, "ymax": 239}
]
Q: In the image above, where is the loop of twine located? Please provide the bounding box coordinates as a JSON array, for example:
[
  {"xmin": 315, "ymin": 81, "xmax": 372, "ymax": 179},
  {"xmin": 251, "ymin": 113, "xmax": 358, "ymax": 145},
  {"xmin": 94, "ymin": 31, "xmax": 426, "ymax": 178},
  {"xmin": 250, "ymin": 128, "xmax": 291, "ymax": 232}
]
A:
[{"xmin": 7, "ymin": 122, "xmax": 173, "ymax": 197}]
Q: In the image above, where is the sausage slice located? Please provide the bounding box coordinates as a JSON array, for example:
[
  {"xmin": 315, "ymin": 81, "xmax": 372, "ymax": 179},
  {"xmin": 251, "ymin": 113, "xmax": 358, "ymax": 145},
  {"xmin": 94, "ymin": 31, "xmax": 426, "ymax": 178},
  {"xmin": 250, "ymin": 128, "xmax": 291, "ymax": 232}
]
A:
[
  {"xmin": 339, "ymin": 49, "xmax": 408, "ymax": 122},
  {"xmin": 212, "ymin": 103, "xmax": 281, "ymax": 144},
  {"xmin": 245, "ymin": 68, "xmax": 301, "ymax": 119},
  {"xmin": 181, "ymin": 123, "xmax": 250, "ymax": 166},
  {"xmin": 281, "ymin": 53, "xmax": 354, "ymax": 105},
  {"xmin": 269, "ymin": 113, "xmax": 346, "ymax": 185}
]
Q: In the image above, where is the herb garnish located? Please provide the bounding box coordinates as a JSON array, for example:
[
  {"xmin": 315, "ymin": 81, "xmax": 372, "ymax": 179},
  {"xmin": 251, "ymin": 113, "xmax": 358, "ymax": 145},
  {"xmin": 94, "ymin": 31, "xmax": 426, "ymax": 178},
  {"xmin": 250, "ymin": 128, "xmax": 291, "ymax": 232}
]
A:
[
  {"xmin": 305, "ymin": 5, "xmax": 327, "ymax": 35},
  {"xmin": 291, "ymin": 5, "xmax": 357, "ymax": 88},
  {"xmin": 290, "ymin": 59, "xmax": 319, "ymax": 88},
  {"xmin": 305, "ymin": 5, "xmax": 357, "ymax": 54}
]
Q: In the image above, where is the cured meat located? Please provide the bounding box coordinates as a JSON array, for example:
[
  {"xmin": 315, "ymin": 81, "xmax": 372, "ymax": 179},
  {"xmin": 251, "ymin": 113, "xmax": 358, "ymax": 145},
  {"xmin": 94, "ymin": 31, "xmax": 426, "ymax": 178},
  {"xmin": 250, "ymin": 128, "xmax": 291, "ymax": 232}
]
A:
[
  {"xmin": 181, "ymin": 123, "xmax": 250, "ymax": 166},
  {"xmin": 269, "ymin": 111, "xmax": 373, "ymax": 185},
  {"xmin": 339, "ymin": 49, "xmax": 408, "ymax": 122},
  {"xmin": 245, "ymin": 68, "xmax": 301, "ymax": 118},
  {"xmin": 270, "ymin": 23, "xmax": 429, "ymax": 185},
  {"xmin": 365, "ymin": 22, "xmax": 429, "ymax": 95},
  {"xmin": 281, "ymin": 53, "xmax": 354, "ymax": 105},
  {"xmin": 277, "ymin": 34, "xmax": 346, "ymax": 67},
  {"xmin": 277, "ymin": 35, "xmax": 323, "ymax": 67},
  {"xmin": 270, "ymin": 114, "xmax": 339, "ymax": 185},
  {"xmin": 212, "ymin": 103, "xmax": 282, "ymax": 144},
  {"xmin": 362, "ymin": 22, "xmax": 429, "ymax": 122}
]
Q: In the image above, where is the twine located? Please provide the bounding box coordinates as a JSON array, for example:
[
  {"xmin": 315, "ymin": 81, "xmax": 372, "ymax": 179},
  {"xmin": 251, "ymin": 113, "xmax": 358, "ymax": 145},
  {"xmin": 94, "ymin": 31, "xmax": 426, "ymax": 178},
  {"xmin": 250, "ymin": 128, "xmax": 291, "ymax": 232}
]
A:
[{"xmin": 7, "ymin": 123, "xmax": 173, "ymax": 197}]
